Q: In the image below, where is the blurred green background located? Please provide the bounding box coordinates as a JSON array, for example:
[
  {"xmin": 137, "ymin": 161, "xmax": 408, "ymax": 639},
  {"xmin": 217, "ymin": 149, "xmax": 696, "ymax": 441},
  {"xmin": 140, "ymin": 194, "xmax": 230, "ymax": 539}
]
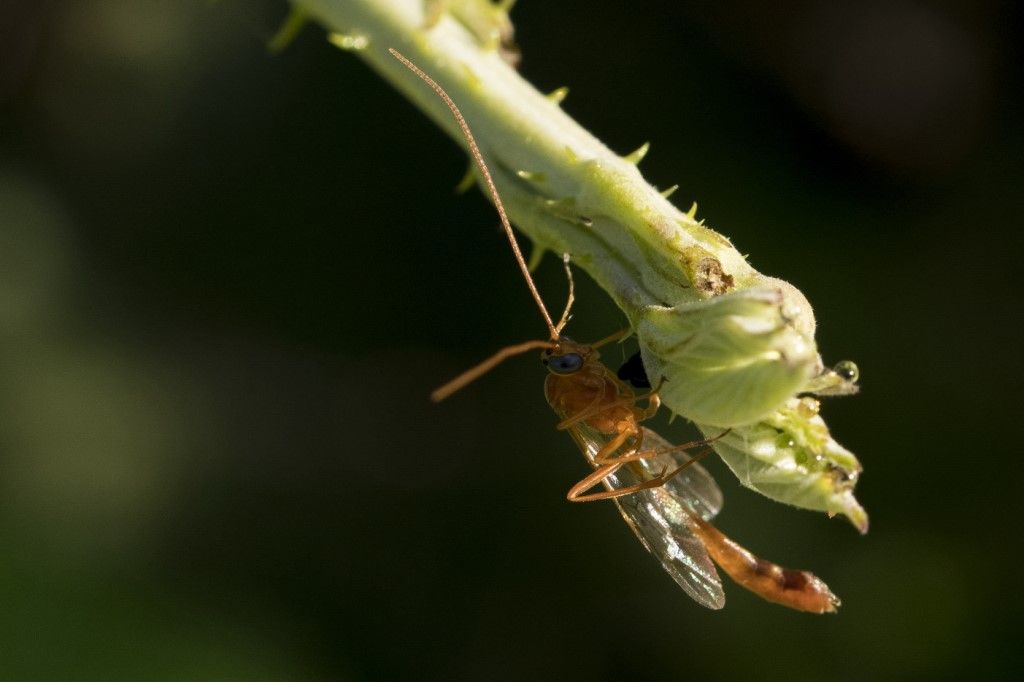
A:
[{"xmin": 2, "ymin": 1, "xmax": 1022, "ymax": 679}]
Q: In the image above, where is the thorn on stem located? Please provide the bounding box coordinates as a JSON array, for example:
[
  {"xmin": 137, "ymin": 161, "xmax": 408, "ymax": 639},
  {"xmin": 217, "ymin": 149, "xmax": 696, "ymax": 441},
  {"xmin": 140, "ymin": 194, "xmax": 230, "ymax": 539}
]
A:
[
  {"xmin": 547, "ymin": 86, "xmax": 569, "ymax": 104},
  {"xmin": 624, "ymin": 142, "xmax": 651, "ymax": 165}
]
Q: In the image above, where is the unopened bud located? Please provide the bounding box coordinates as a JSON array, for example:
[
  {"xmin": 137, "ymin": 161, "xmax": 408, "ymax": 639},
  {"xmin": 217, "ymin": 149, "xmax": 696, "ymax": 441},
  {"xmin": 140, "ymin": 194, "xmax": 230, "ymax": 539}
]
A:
[{"xmin": 636, "ymin": 286, "xmax": 818, "ymax": 427}]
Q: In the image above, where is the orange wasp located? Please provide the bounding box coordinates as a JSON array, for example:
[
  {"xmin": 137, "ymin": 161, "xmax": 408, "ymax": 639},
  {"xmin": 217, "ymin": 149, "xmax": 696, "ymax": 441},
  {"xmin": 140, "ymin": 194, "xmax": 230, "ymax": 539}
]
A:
[{"xmin": 390, "ymin": 48, "xmax": 839, "ymax": 612}]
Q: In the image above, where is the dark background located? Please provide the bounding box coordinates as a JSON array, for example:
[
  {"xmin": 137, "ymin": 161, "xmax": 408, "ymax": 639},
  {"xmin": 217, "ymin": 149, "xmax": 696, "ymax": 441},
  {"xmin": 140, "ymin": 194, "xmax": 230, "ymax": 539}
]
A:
[{"xmin": 2, "ymin": 1, "xmax": 1022, "ymax": 679}]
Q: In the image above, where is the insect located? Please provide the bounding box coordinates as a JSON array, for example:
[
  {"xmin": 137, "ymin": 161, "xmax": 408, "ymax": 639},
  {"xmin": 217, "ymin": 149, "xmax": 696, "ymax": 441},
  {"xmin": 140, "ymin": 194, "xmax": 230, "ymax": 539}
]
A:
[{"xmin": 389, "ymin": 48, "xmax": 839, "ymax": 612}]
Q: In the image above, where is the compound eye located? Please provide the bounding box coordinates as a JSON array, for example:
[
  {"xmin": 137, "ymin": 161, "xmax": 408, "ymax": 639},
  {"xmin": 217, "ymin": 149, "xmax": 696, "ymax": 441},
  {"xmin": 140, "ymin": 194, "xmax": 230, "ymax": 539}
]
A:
[{"xmin": 547, "ymin": 352, "xmax": 584, "ymax": 374}]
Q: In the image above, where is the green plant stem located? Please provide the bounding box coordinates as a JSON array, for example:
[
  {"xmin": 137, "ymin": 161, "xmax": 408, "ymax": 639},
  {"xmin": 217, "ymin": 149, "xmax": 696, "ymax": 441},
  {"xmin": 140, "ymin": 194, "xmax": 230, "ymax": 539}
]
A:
[
  {"xmin": 288, "ymin": 0, "xmax": 867, "ymax": 530},
  {"xmin": 295, "ymin": 0, "xmax": 757, "ymax": 314}
]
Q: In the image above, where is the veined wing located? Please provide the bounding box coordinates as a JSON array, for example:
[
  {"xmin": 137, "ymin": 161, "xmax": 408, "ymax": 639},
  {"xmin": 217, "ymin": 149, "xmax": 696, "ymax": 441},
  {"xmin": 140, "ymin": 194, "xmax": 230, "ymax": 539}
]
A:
[
  {"xmin": 629, "ymin": 427, "xmax": 723, "ymax": 521},
  {"xmin": 570, "ymin": 425, "xmax": 726, "ymax": 609}
]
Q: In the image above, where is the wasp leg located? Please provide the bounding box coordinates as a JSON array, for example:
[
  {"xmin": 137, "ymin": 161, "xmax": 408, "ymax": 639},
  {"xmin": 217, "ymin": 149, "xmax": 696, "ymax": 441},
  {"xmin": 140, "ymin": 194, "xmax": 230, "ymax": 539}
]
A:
[
  {"xmin": 659, "ymin": 446, "xmax": 714, "ymax": 480},
  {"xmin": 590, "ymin": 428, "xmax": 655, "ymax": 466},
  {"xmin": 645, "ymin": 432, "xmax": 729, "ymax": 458},
  {"xmin": 567, "ymin": 446, "xmax": 715, "ymax": 503},
  {"xmin": 632, "ymin": 376, "xmax": 669, "ymax": 420},
  {"xmin": 555, "ymin": 397, "xmax": 634, "ymax": 430},
  {"xmin": 637, "ymin": 392, "xmax": 660, "ymax": 420},
  {"xmin": 567, "ymin": 462, "xmax": 668, "ymax": 502},
  {"xmin": 558, "ymin": 380, "xmax": 662, "ymax": 430}
]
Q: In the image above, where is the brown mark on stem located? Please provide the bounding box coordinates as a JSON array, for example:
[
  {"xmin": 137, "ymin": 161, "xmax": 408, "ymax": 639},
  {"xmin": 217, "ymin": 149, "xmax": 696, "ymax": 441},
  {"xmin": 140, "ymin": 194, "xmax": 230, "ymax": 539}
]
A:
[{"xmin": 680, "ymin": 246, "xmax": 735, "ymax": 296}]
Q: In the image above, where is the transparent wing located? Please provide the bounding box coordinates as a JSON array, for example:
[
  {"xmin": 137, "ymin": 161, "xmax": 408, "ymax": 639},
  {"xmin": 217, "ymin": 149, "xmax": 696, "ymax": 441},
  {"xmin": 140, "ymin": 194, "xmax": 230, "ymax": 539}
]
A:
[
  {"xmin": 571, "ymin": 425, "xmax": 726, "ymax": 609},
  {"xmin": 612, "ymin": 488, "xmax": 726, "ymax": 609},
  {"xmin": 630, "ymin": 427, "xmax": 723, "ymax": 521}
]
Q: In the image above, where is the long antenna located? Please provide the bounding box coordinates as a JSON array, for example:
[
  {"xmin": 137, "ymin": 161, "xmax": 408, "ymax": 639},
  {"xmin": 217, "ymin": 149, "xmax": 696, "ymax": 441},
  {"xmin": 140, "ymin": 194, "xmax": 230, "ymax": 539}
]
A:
[{"xmin": 388, "ymin": 47, "xmax": 558, "ymax": 340}]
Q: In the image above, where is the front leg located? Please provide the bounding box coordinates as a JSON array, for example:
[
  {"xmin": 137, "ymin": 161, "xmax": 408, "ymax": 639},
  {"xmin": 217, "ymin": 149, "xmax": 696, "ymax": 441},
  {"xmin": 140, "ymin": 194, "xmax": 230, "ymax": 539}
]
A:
[
  {"xmin": 637, "ymin": 392, "xmax": 660, "ymax": 421},
  {"xmin": 555, "ymin": 397, "xmax": 633, "ymax": 431},
  {"xmin": 633, "ymin": 376, "xmax": 666, "ymax": 421}
]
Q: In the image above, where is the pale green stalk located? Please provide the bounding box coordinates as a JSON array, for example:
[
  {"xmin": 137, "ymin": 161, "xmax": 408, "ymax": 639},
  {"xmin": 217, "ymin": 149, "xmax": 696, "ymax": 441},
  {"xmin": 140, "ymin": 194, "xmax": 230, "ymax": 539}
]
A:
[{"xmin": 289, "ymin": 0, "xmax": 867, "ymax": 531}]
